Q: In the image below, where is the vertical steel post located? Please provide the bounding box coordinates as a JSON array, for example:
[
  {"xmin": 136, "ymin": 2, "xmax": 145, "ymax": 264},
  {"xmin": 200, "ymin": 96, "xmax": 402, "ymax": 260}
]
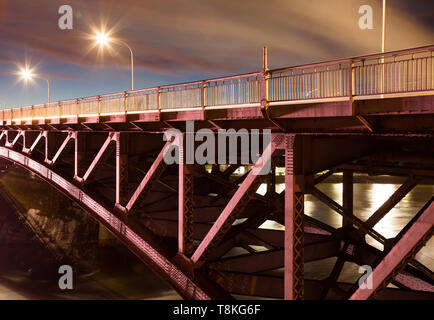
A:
[
  {"xmin": 74, "ymin": 131, "xmax": 86, "ymax": 179},
  {"xmin": 179, "ymin": 163, "xmax": 194, "ymax": 257},
  {"xmin": 201, "ymin": 80, "xmax": 206, "ymax": 120},
  {"xmin": 76, "ymin": 98, "xmax": 79, "ymax": 121},
  {"xmin": 115, "ymin": 132, "xmax": 129, "ymax": 207},
  {"xmin": 284, "ymin": 135, "xmax": 304, "ymax": 300},
  {"xmin": 268, "ymin": 163, "xmax": 276, "ymax": 194},
  {"xmin": 348, "ymin": 59, "xmax": 354, "ymax": 115},
  {"xmin": 157, "ymin": 86, "xmax": 162, "ymax": 120},
  {"xmin": 261, "ymin": 47, "xmax": 269, "ymax": 112},
  {"xmin": 343, "ymin": 170, "xmax": 354, "ymax": 229},
  {"xmin": 98, "ymin": 95, "xmax": 101, "ymax": 119},
  {"xmin": 124, "ymin": 91, "xmax": 128, "ymax": 115}
]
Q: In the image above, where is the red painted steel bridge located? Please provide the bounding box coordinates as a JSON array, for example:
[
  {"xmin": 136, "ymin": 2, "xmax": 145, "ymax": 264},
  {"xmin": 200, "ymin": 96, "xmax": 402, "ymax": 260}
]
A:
[{"xmin": 0, "ymin": 45, "xmax": 433, "ymax": 300}]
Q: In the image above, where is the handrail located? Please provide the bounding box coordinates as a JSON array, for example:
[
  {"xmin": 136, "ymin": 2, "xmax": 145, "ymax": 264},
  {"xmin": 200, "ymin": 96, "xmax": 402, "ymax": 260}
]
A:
[
  {"xmin": 2, "ymin": 45, "xmax": 433, "ymax": 123},
  {"xmin": 271, "ymin": 45, "xmax": 434, "ymax": 73}
]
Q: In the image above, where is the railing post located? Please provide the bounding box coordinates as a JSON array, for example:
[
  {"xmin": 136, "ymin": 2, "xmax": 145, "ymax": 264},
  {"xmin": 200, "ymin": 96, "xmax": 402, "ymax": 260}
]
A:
[
  {"xmin": 431, "ymin": 49, "xmax": 434, "ymax": 89},
  {"xmin": 115, "ymin": 132, "xmax": 129, "ymax": 207},
  {"xmin": 201, "ymin": 80, "xmax": 206, "ymax": 120},
  {"xmin": 260, "ymin": 49, "xmax": 270, "ymax": 114},
  {"xmin": 381, "ymin": 55, "xmax": 386, "ymax": 95},
  {"xmin": 124, "ymin": 91, "xmax": 128, "ymax": 115},
  {"xmin": 76, "ymin": 98, "xmax": 79, "ymax": 121},
  {"xmin": 98, "ymin": 95, "xmax": 101, "ymax": 119},
  {"xmin": 411, "ymin": 54, "xmax": 415, "ymax": 92},
  {"xmin": 348, "ymin": 59, "xmax": 354, "ymax": 115},
  {"xmin": 262, "ymin": 46, "xmax": 270, "ymax": 107},
  {"xmin": 157, "ymin": 86, "xmax": 161, "ymax": 117}
]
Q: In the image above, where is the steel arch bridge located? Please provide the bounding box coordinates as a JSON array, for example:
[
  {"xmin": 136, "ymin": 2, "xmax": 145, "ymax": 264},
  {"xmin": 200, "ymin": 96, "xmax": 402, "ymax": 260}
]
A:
[{"xmin": 0, "ymin": 45, "xmax": 433, "ymax": 300}]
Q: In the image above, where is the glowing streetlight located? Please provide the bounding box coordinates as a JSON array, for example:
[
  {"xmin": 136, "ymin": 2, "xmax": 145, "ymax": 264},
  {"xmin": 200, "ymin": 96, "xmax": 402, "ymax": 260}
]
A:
[
  {"xmin": 96, "ymin": 32, "xmax": 110, "ymax": 46},
  {"xmin": 382, "ymin": 0, "xmax": 386, "ymax": 53},
  {"xmin": 18, "ymin": 67, "xmax": 51, "ymax": 103},
  {"xmin": 20, "ymin": 68, "xmax": 33, "ymax": 81},
  {"xmin": 94, "ymin": 31, "xmax": 135, "ymax": 91}
]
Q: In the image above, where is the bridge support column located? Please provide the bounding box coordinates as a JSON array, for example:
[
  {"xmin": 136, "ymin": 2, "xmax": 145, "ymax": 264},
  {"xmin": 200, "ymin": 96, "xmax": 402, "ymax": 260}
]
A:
[
  {"xmin": 178, "ymin": 164, "xmax": 194, "ymax": 257},
  {"xmin": 343, "ymin": 170, "xmax": 353, "ymax": 229},
  {"xmin": 115, "ymin": 132, "xmax": 129, "ymax": 207},
  {"xmin": 284, "ymin": 135, "xmax": 304, "ymax": 300}
]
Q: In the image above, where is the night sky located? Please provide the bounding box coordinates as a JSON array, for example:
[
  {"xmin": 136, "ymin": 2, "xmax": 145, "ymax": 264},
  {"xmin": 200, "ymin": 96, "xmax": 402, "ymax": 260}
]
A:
[{"xmin": 0, "ymin": 0, "xmax": 433, "ymax": 107}]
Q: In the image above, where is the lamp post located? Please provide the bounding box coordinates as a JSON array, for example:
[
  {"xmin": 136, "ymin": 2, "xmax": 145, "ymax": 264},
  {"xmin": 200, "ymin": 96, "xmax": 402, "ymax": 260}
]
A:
[
  {"xmin": 95, "ymin": 32, "xmax": 135, "ymax": 91},
  {"xmin": 381, "ymin": 0, "xmax": 386, "ymax": 95},
  {"xmin": 382, "ymin": 0, "xmax": 386, "ymax": 53}
]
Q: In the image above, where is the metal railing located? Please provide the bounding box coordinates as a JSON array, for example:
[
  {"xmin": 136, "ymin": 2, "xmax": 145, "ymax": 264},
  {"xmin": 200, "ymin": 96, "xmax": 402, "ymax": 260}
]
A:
[
  {"xmin": 269, "ymin": 61, "xmax": 351, "ymax": 100},
  {"xmin": 1, "ymin": 45, "xmax": 432, "ymax": 123},
  {"xmin": 352, "ymin": 47, "xmax": 433, "ymax": 95},
  {"xmin": 206, "ymin": 74, "xmax": 261, "ymax": 106}
]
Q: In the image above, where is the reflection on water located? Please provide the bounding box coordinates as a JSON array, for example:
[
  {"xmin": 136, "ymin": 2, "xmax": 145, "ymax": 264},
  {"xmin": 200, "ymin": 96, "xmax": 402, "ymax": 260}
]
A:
[
  {"xmin": 260, "ymin": 180, "xmax": 434, "ymax": 280},
  {"xmin": 0, "ymin": 247, "xmax": 180, "ymax": 300}
]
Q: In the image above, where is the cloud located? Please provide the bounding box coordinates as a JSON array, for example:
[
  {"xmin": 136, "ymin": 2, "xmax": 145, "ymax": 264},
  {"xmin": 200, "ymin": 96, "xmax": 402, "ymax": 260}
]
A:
[{"xmin": 0, "ymin": 0, "xmax": 432, "ymax": 77}]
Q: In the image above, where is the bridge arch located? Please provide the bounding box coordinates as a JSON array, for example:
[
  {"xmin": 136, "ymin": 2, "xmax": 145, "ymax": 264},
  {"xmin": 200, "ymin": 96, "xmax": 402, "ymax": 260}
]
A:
[{"xmin": 0, "ymin": 146, "xmax": 218, "ymax": 300}]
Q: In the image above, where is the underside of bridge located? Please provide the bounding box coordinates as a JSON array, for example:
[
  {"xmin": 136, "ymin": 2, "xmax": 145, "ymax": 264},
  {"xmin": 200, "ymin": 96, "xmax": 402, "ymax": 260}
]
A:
[{"xmin": 0, "ymin": 105, "xmax": 433, "ymax": 300}]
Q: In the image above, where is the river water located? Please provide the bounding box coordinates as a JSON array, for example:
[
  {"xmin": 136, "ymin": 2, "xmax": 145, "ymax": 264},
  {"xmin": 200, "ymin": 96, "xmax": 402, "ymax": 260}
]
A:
[{"xmin": 0, "ymin": 177, "xmax": 432, "ymax": 299}]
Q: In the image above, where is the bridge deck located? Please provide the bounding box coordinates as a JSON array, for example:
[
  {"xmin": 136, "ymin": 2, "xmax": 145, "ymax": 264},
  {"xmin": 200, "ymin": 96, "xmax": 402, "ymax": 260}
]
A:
[{"xmin": 1, "ymin": 46, "xmax": 433, "ymax": 133}]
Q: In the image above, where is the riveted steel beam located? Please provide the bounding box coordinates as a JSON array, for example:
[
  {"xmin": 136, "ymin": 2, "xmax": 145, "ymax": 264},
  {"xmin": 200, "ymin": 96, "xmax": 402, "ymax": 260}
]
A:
[
  {"xmin": 191, "ymin": 142, "xmax": 276, "ymax": 264},
  {"xmin": 179, "ymin": 164, "xmax": 194, "ymax": 256},
  {"xmin": 350, "ymin": 198, "xmax": 434, "ymax": 300},
  {"xmin": 284, "ymin": 134, "xmax": 304, "ymax": 300}
]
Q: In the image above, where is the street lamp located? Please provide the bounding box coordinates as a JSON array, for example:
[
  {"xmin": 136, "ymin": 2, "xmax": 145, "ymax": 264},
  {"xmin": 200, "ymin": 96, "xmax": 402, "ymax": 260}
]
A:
[
  {"xmin": 18, "ymin": 67, "xmax": 51, "ymax": 103},
  {"xmin": 382, "ymin": 0, "xmax": 386, "ymax": 53},
  {"xmin": 381, "ymin": 0, "xmax": 386, "ymax": 96},
  {"xmin": 94, "ymin": 31, "xmax": 135, "ymax": 91}
]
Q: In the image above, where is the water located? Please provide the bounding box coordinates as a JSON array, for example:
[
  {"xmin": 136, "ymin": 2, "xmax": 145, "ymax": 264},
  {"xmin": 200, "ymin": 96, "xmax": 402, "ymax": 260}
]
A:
[{"xmin": 260, "ymin": 180, "xmax": 434, "ymax": 284}]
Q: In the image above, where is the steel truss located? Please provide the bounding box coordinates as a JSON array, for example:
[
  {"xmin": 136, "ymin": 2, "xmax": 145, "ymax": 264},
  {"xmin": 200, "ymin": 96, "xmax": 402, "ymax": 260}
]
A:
[{"xmin": 0, "ymin": 128, "xmax": 432, "ymax": 300}]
